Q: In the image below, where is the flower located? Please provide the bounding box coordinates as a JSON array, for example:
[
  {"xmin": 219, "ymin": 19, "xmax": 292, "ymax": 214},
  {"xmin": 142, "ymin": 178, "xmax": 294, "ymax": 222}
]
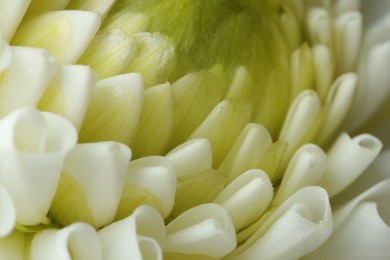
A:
[{"xmin": 0, "ymin": 0, "xmax": 389, "ymax": 259}]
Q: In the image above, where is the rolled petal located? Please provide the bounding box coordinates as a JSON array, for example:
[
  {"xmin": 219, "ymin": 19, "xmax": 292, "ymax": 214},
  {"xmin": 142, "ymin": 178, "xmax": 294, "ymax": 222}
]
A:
[
  {"xmin": 189, "ymin": 99, "xmax": 252, "ymax": 167},
  {"xmin": 12, "ymin": 10, "xmax": 101, "ymax": 64},
  {"xmin": 37, "ymin": 64, "xmax": 96, "ymax": 130},
  {"xmin": 307, "ymin": 179, "xmax": 390, "ymax": 259},
  {"xmin": 315, "ymin": 73, "xmax": 357, "ymax": 145},
  {"xmin": 311, "ymin": 44, "xmax": 334, "ymax": 99},
  {"xmin": 166, "ymin": 138, "xmax": 212, "ymax": 177},
  {"xmin": 230, "ymin": 187, "xmax": 333, "ymax": 260},
  {"xmin": 79, "ymin": 73, "xmax": 143, "ymax": 145},
  {"xmin": 0, "ymin": 0, "xmax": 30, "ymax": 42},
  {"xmin": 279, "ymin": 90, "xmax": 321, "ymax": 156},
  {"xmin": 49, "ymin": 142, "xmax": 131, "ymax": 228},
  {"xmin": 333, "ymin": 0, "xmax": 361, "ymax": 16},
  {"xmin": 30, "ymin": 222, "xmax": 102, "ymax": 260},
  {"xmin": 0, "ymin": 109, "xmax": 77, "ymax": 225},
  {"xmin": 0, "ymin": 47, "xmax": 55, "ymax": 117},
  {"xmin": 165, "ymin": 204, "xmax": 236, "ymax": 259},
  {"xmin": 213, "ymin": 169, "xmax": 273, "ymax": 232},
  {"xmin": 132, "ymin": 82, "xmax": 175, "ymax": 157},
  {"xmin": 334, "ymin": 11, "xmax": 362, "ymax": 73},
  {"xmin": 0, "ymin": 184, "xmax": 16, "ymax": 238},
  {"xmin": 319, "ymin": 133, "xmax": 382, "ymax": 197},
  {"xmin": 117, "ymin": 156, "xmax": 176, "ymax": 219},
  {"xmin": 219, "ymin": 123, "xmax": 272, "ymax": 184},
  {"xmin": 273, "ymin": 144, "xmax": 327, "ymax": 206},
  {"xmin": 101, "ymin": 6, "xmax": 150, "ymax": 34},
  {"xmin": 99, "ymin": 205, "xmax": 165, "ymax": 260},
  {"xmin": 306, "ymin": 7, "xmax": 334, "ymax": 47}
]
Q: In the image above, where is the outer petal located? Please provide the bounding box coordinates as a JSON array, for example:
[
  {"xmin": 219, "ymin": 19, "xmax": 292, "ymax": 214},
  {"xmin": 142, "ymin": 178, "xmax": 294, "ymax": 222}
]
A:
[
  {"xmin": 99, "ymin": 205, "xmax": 165, "ymax": 260},
  {"xmin": 0, "ymin": 109, "xmax": 77, "ymax": 225},
  {"xmin": 30, "ymin": 222, "xmax": 102, "ymax": 260},
  {"xmin": 0, "ymin": 184, "xmax": 16, "ymax": 237},
  {"xmin": 230, "ymin": 187, "xmax": 333, "ymax": 260}
]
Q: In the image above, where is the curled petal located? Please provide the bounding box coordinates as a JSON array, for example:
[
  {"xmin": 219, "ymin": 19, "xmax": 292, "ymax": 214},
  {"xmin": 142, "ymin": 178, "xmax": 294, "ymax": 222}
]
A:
[
  {"xmin": 165, "ymin": 204, "xmax": 236, "ymax": 258},
  {"xmin": 50, "ymin": 142, "xmax": 131, "ymax": 228},
  {"xmin": 0, "ymin": 109, "xmax": 77, "ymax": 225},
  {"xmin": 166, "ymin": 138, "xmax": 212, "ymax": 177},
  {"xmin": 30, "ymin": 223, "xmax": 102, "ymax": 260},
  {"xmin": 99, "ymin": 205, "xmax": 165, "ymax": 260},
  {"xmin": 0, "ymin": 0, "xmax": 30, "ymax": 42},
  {"xmin": 319, "ymin": 133, "xmax": 382, "ymax": 197},
  {"xmin": 307, "ymin": 180, "xmax": 390, "ymax": 259},
  {"xmin": 0, "ymin": 47, "xmax": 55, "ymax": 117},
  {"xmin": 214, "ymin": 169, "xmax": 273, "ymax": 232},
  {"xmin": 231, "ymin": 187, "xmax": 333, "ymax": 260}
]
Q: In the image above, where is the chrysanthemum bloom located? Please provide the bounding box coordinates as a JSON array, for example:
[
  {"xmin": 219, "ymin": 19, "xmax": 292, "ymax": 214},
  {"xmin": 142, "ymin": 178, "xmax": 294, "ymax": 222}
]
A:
[{"xmin": 0, "ymin": 0, "xmax": 389, "ymax": 259}]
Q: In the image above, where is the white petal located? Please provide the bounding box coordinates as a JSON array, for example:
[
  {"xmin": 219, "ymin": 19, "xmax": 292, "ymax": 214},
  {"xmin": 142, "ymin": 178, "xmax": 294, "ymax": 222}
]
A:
[
  {"xmin": 0, "ymin": 109, "xmax": 77, "ymax": 225},
  {"xmin": 218, "ymin": 123, "xmax": 272, "ymax": 184},
  {"xmin": 231, "ymin": 187, "xmax": 332, "ymax": 260},
  {"xmin": 307, "ymin": 7, "xmax": 334, "ymax": 46},
  {"xmin": 166, "ymin": 203, "xmax": 236, "ymax": 258},
  {"xmin": 0, "ymin": 0, "xmax": 30, "ymax": 42},
  {"xmin": 279, "ymin": 90, "xmax": 321, "ymax": 155},
  {"xmin": 99, "ymin": 205, "xmax": 165, "ymax": 260},
  {"xmin": 30, "ymin": 222, "xmax": 102, "ymax": 260},
  {"xmin": 61, "ymin": 142, "xmax": 131, "ymax": 227},
  {"xmin": 166, "ymin": 138, "xmax": 212, "ymax": 177},
  {"xmin": 347, "ymin": 41, "xmax": 390, "ymax": 131},
  {"xmin": 273, "ymin": 144, "xmax": 327, "ymax": 206},
  {"xmin": 213, "ymin": 169, "xmax": 273, "ymax": 231},
  {"xmin": 333, "ymin": 0, "xmax": 361, "ymax": 16},
  {"xmin": 38, "ymin": 65, "xmax": 96, "ymax": 130},
  {"xmin": 0, "ymin": 184, "xmax": 16, "ymax": 237},
  {"xmin": 319, "ymin": 133, "xmax": 382, "ymax": 197},
  {"xmin": 0, "ymin": 36, "xmax": 12, "ymax": 71},
  {"xmin": 0, "ymin": 47, "xmax": 56, "ymax": 117},
  {"xmin": 334, "ymin": 12, "xmax": 362, "ymax": 73},
  {"xmin": 311, "ymin": 44, "xmax": 334, "ymax": 99},
  {"xmin": 307, "ymin": 179, "xmax": 390, "ymax": 259},
  {"xmin": 126, "ymin": 156, "xmax": 176, "ymax": 218}
]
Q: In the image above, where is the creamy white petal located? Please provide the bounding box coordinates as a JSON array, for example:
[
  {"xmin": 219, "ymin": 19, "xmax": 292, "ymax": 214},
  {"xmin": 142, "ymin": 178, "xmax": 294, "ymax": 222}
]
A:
[
  {"xmin": 30, "ymin": 222, "xmax": 102, "ymax": 260},
  {"xmin": 126, "ymin": 156, "xmax": 176, "ymax": 218},
  {"xmin": 315, "ymin": 73, "xmax": 357, "ymax": 145},
  {"xmin": 307, "ymin": 7, "xmax": 333, "ymax": 47},
  {"xmin": 273, "ymin": 144, "xmax": 327, "ymax": 206},
  {"xmin": 0, "ymin": 0, "xmax": 30, "ymax": 42},
  {"xmin": 319, "ymin": 133, "xmax": 382, "ymax": 197},
  {"xmin": 0, "ymin": 47, "xmax": 55, "ymax": 117},
  {"xmin": 0, "ymin": 35, "xmax": 12, "ymax": 71},
  {"xmin": 219, "ymin": 123, "xmax": 272, "ymax": 184},
  {"xmin": 0, "ymin": 109, "xmax": 77, "ymax": 225},
  {"xmin": 0, "ymin": 184, "xmax": 16, "ymax": 237},
  {"xmin": 279, "ymin": 90, "xmax": 321, "ymax": 155},
  {"xmin": 307, "ymin": 179, "xmax": 390, "ymax": 259},
  {"xmin": 230, "ymin": 187, "xmax": 332, "ymax": 260},
  {"xmin": 165, "ymin": 203, "xmax": 236, "ymax": 258},
  {"xmin": 311, "ymin": 44, "xmax": 334, "ymax": 99},
  {"xmin": 38, "ymin": 65, "xmax": 96, "ymax": 130},
  {"xmin": 57, "ymin": 142, "xmax": 131, "ymax": 227},
  {"xmin": 347, "ymin": 41, "xmax": 390, "ymax": 131},
  {"xmin": 213, "ymin": 169, "xmax": 273, "ymax": 232},
  {"xmin": 334, "ymin": 12, "xmax": 362, "ymax": 73},
  {"xmin": 166, "ymin": 138, "xmax": 212, "ymax": 177},
  {"xmin": 99, "ymin": 205, "xmax": 165, "ymax": 260},
  {"xmin": 333, "ymin": 0, "xmax": 361, "ymax": 16}
]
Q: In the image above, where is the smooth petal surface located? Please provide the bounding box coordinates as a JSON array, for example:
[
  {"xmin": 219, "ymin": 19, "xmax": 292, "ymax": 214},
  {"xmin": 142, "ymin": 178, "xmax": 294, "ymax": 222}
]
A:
[
  {"xmin": 50, "ymin": 142, "xmax": 131, "ymax": 227},
  {"xmin": 231, "ymin": 187, "xmax": 333, "ymax": 260},
  {"xmin": 213, "ymin": 169, "xmax": 273, "ymax": 232},
  {"xmin": 0, "ymin": 184, "xmax": 16, "ymax": 237},
  {"xmin": 0, "ymin": 0, "xmax": 30, "ymax": 42},
  {"xmin": 30, "ymin": 222, "xmax": 102, "ymax": 260},
  {"xmin": 37, "ymin": 65, "xmax": 96, "ymax": 130},
  {"xmin": 0, "ymin": 35, "xmax": 12, "ymax": 71},
  {"xmin": 307, "ymin": 180, "xmax": 390, "ymax": 259},
  {"xmin": 319, "ymin": 133, "xmax": 382, "ymax": 197},
  {"xmin": 0, "ymin": 109, "xmax": 77, "ymax": 225},
  {"xmin": 165, "ymin": 204, "xmax": 236, "ymax": 258},
  {"xmin": 0, "ymin": 47, "xmax": 55, "ymax": 117},
  {"xmin": 99, "ymin": 205, "xmax": 165, "ymax": 260}
]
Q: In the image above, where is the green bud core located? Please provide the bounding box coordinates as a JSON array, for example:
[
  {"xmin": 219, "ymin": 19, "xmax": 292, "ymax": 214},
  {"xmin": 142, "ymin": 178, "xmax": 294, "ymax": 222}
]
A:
[{"xmin": 114, "ymin": 0, "xmax": 290, "ymax": 135}]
